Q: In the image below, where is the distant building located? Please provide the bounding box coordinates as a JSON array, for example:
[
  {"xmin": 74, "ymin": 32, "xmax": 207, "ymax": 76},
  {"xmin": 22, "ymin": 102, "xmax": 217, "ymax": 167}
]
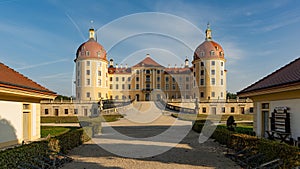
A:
[
  {"xmin": 41, "ymin": 24, "xmax": 253, "ymax": 117},
  {"xmin": 0, "ymin": 62, "xmax": 56, "ymax": 148},
  {"xmin": 238, "ymin": 58, "xmax": 300, "ymax": 139},
  {"xmin": 74, "ymin": 24, "xmax": 226, "ymax": 102}
]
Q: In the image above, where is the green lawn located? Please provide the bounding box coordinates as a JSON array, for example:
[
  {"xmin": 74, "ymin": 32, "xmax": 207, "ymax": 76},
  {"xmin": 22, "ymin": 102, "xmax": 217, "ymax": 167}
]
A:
[
  {"xmin": 41, "ymin": 114, "xmax": 124, "ymax": 123},
  {"xmin": 40, "ymin": 126, "xmax": 72, "ymax": 138},
  {"xmin": 172, "ymin": 113, "xmax": 253, "ymax": 122}
]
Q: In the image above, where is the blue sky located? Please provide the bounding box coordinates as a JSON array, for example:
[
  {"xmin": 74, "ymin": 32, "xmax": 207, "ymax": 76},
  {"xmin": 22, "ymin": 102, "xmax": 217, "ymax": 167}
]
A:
[{"xmin": 0, "ymin": 0, "xmax": 299, "ymax": 96}]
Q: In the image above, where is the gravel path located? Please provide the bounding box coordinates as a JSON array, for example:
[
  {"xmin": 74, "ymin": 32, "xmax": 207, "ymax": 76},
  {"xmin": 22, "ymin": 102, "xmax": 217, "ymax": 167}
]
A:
[{"xmin": 61, "ymin": 102, "xmax": 240, "ymax": 169}]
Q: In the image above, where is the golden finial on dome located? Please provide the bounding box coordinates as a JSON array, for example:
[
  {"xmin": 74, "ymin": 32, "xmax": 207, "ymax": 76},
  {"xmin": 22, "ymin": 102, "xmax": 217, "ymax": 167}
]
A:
[
  {"xmin": 89, "ymin": 20, "xmax": 95, "ymax": 39},
  {"xmin": 205, "ymin": 22, "xmax": 212, "ymax": 41}
]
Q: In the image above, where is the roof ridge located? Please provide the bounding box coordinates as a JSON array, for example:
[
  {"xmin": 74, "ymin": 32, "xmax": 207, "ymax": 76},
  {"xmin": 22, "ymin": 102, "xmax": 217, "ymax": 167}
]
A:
[
  {"xmin": 0, "ymin": 62, "xmax": 54, "ymax": 93},
  {"xmin": 238, "ymin": 57, "xmax": 300, "ymax": 94}
]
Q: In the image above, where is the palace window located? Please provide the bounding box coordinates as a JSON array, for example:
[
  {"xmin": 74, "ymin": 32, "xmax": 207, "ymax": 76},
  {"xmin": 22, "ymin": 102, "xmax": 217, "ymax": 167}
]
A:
[
  {"xmin": 200, "ymin": 79, "xmax": 204, "ymax": 86},
  {"xmin": 128, "ymin": 77, "xmax": 131, "ymax": 81},
  {"xmin": 186, "ymin": 77, "xmax": 190, "ymax": 81},
  {"xmin": 122, "ymin": 77, "xmax": 125, "ymax": 81},
  {"xmin": 211, "ymin": 78, "xmax": 215, "ymax": 85},
  {"xmin": 116, "ymin": 84, "xmax": 119, "ymax": 90},
  {"xmin": 200, "ymin": 92, "xmax": 204, "ymax": 98},
  {"xmin": 211, "ymin": 61, "xmax": 215, "ymax": 66},
  {"xmin": 211, "ymin": 70, "xmax": 215, "ymax": 75},
  {"xmin": 45, "ymin": 109, "xmax": 49, "ymax": 115},
  {"xmin": 221, "ymin": 70, "xmax": 224, "ymax": 76},
  {"xmin": 98, "ymin": 92, "xmax": 101, "ymax": 98},
  {"xmin": 201, "ymin": 70, "xmax": 204, "ymax": 75},
  {"xmin": 86, "ymin": 79, "xmax": 90, "ymax": 85},
  {"xmin": 136, "ymin": 84, "xmax": 139, "ymax": 90},
  {"xmin": 202, "ymin": 107, "xmax": 206, "ymax": 113},
  {"xmin": 136, "ymin": 77, "xmax": 139, "ymax": 82},
  {"xmin": 157, "ymin": 84, "xmax": 160, "ymax": 89},
  {"xmin": 86, "ymin": 61, "xmax": 90, "ymax": 66},
  {"xmin": 222, "ymin": 107, "xmax": 225, "ymax": 113},
  {"xmin": 109, "ymin": 84, "xmax": 113, "ymax": 89},
  {"xmin": 116, "ymin": 77, "xmax": 119, "ymax": 81},
  {"xmin": 201, "ymin": 62, "xmax": 204, "ymax": 66},
  {"xmin": 86, "ymin": 70, "xmax": 90, "ymax": 75},
  {"xmin": 231, "ymin": 107, "xmax": 235, "ymax": 113},
  {"xmin": 221, "ymin": 62, "xmax": 224, "ymax": 66},
  {"xmin": 128, "ymin": 84, "xmax": 131, "ymax": 90},
  {"xmin": 86, "ymin": 92, "xmax": 90, "ymax": 98},
  {"xmin": 122, "ymin": 84, "xmax": 125, "ymax": 90},
  {"xmin": 211, "ymin": 92, "xmax": 215, "ymax": 98},
  {"xmin": 98, "ymin": 79, "xmax": 101, "ymax": 86},
  {"xmin": 64, "ymin": 109, "xmax": 68, "ymax": 114},
  {"xmin": 221, "ymin": 79, "xmax": 224, "ymax": 85},
  {"xmin": 157, "ymin": 70, "xmax": 160, "ymax": 74},
  {"xmin": 98, "ymin": 71, "xmax": 101, "ymax": 76},
  {"xmin": 165, "ymin": 84, "xmax": 169, "ymax": 90},
  {"xmin": 165, "ymin": 77, "xmax": 169, "ymax": 82},
  {"xmin": 172, "ymin": 84, "xmax": 176, "ymax": 90},
  {"xmin": 110, "ymin": 77, "xmax": 113, "ymax": 81},
  {"xmin": 186, "ymin": 84, "xmax": 189, "ymax": 90},
  {"xmin": 157, "ymin": 77, "xmax": 160, "ymax": 82}
]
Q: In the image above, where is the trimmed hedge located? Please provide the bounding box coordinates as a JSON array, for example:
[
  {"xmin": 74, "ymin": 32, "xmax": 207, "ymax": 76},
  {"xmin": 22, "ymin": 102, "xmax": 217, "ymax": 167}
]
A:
[
  {"xmin": 192, "ymin": 121, "xmax": 300, "ymax": 168},
  {"xmin": 0, "ymin": 127, "xmax": 91, "ymax": 169}
]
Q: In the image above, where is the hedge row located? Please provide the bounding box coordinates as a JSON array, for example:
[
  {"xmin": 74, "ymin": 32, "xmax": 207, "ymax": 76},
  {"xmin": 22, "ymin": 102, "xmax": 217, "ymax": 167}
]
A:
[
  {"xmin": 192, "ymin": 121, "xmax": 300, "ymax": 168},
  {"xmin": 0, "ymin": 127, "xmax": 91, "ymax": 169}
]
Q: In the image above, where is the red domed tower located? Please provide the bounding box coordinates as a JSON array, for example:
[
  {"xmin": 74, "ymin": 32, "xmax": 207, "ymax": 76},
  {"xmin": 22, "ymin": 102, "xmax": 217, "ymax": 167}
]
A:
[
  {"xmin": 192, "ymin": 23, "xmax": 227, "ymax": 101},
  {"xmin": 74, "ymin": 28, "xmax": 109, "ymax": 101}
]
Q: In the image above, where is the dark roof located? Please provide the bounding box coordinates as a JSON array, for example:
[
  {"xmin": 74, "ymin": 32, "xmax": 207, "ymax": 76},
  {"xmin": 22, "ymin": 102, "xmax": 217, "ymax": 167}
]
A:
[
  {"xmin": 132, "ymin": 56, "xmax": 164, "ymax": 68},
  {"xmin": 164, "ymin": 67, "xmax": 192, "ymax": 74},
  {"xmin": 238, "ymin": 57, "xmax": 300, "ymax": 94},
  {"xmin": 108, "ymin": 67, "xmax": 131, "ymax": 74},
  {"xmin": 0, "ymin": 62, "xmax": 56, "ymax": 95}
]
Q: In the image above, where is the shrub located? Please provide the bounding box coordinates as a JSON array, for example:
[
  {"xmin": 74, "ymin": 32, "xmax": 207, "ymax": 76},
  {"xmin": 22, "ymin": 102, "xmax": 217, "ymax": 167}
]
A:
[
  {"xmin": 192, "ymin": 121, "xmax": 300, "ymax": 168},
  {"xmin": 0, "ymin": 127, "xmax": 91, "ymax": 169},
  {"xmin": 0, "ymin": 141, "xmax": 49, "ymax": 169}
]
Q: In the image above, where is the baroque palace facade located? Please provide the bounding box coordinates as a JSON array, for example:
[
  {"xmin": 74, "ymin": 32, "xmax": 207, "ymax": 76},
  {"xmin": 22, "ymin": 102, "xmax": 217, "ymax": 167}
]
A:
[{"xmin": 41, "ymin": 24, "xmax": 253, "ymax": 116}]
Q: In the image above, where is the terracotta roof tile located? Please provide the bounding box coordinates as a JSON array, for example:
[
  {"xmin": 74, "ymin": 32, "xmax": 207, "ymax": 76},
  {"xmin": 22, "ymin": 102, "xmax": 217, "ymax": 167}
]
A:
[
  {"xmin": 238, "ymin": 57, "xmax": 300, "ymax": 94},
  {"xmin": 0, "ymin": 62, "xmax": 56, "ymax": 95},
  {"xmin": 132, "ymin": 56, "xmax": 164, "ymax": 68}
]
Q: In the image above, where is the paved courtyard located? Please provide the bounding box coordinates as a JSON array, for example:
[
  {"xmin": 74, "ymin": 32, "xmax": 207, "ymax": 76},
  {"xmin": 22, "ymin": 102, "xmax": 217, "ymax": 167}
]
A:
[{"xmin": 62, "ymin": 102, "xmax": 240, "ymax": 169}]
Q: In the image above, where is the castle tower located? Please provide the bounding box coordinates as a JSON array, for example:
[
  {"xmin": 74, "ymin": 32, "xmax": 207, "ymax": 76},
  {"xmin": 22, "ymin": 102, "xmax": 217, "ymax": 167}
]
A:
[
  {"xmin": 74, "ymin": 28, "xmax": 109, "ymax": 101},
  {"xmin": 192, "ymin": 24, "xmax": 227, "ymax": 101}
]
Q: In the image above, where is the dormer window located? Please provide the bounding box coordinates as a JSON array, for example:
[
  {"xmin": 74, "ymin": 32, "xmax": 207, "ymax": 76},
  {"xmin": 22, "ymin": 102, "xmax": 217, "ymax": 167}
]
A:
[
  {"xmin": 97, "ymin": 52, "xmax": 101, "ymax": 57},
  {"xmin": 200, "ymin": 51, "xmax": 205, "ymax": 56},
  {"xmin": 210, "ymin": 50, "xmax": 215, "ymax": 56},
  {"xmin": 86, "ymin": 51, "xmax": 90, "ymax": 56},
  {"xmin": 215, "ymin": 46, "xmax": 219, "ymax": 51},
  {"xmin": 219, "ymin": 52, "xmax": 223, "ymax": 57}
]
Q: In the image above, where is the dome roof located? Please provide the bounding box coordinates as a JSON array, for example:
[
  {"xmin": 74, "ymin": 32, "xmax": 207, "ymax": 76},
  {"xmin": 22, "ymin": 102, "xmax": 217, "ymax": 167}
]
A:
[
  {"xmin": 193, "ymin": 40, "xmax": 224, "ymax": 60},
  {"xmin": 193, "ymin": 23, "xmax": 225, "ymax": 60},
  {"xmin": 75, "ymin": 29, "xmax": 107, "ymax": 61}
]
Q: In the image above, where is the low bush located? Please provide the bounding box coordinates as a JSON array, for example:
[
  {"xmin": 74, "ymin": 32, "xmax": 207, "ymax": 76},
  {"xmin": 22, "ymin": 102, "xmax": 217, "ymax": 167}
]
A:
[
  {"xmin": 0, "ymin": 141, "xmax": 49, "ymax": 169},
  {"xmin": 192, "ymin": 121, "xmax": 300, "ymax": 168},
  {"xmin": 0, "ymin": 127, "xmax": 91, "ymax": 169}
]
